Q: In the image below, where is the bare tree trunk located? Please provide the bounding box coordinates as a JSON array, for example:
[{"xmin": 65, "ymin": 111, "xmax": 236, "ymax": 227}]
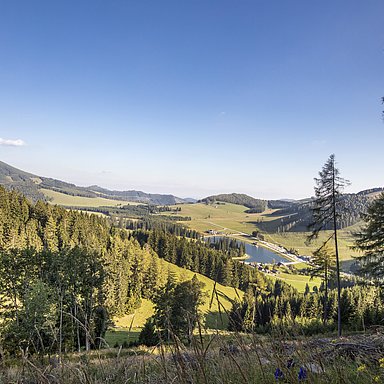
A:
[
  {"xmin": 85, "ymin": 314, "xmax": 90, "ymax": 352},
  {"xmin": 323, "ymin": 266, "xmax": 328, "ymax": 325},
  {"xmin": 59, "ymin": 293, "xmax": 63, "ymax": 362},
  {"xmin": 334, "ymin": 226, "xmax": 342, "ymax": 337},
  {"xmin": 74, "ymin": 302, "xmax": 81, "ymax": 352}
]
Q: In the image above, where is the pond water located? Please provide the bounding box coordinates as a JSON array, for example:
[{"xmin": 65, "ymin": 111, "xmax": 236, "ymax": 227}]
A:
[{"xmin": 206, "ymin": 236, "xmax": 288, "ymax": 264}]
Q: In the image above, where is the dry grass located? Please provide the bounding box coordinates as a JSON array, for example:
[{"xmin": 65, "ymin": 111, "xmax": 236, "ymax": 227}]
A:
[{"xmin": 2, "ymin": 330, "xmax": 383, "ymax": 383}]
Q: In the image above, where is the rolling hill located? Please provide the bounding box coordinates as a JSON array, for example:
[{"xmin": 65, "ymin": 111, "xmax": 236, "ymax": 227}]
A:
[
  {"xmin": 0, "ymin": 160, "xmax": 193, "ymax": 205},
  {"xmin": 199, "ymin": 193, "xmax": 268, "ymax": 212},
  {"xmin": 199, "ymin": 189, "xmax": 383, "ymax": 233}
]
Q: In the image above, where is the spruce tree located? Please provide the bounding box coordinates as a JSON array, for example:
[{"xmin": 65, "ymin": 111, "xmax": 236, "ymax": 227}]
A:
[
  {"xmin": 354, "ymin": 192, "xmax": 384, "ymax": 280},
  {"xmin": 307, "ymin": 154, "xmax": 350, "ymax": 336},
  {"xmin": 310, "ymin": 245, "xmax": 336, "ymax": 324}
]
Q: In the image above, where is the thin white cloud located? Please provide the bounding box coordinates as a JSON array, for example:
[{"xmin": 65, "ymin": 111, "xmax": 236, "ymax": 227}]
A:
[{"xmin": 0, "ymin": 138, "xmax": 26, "ymax": 146}]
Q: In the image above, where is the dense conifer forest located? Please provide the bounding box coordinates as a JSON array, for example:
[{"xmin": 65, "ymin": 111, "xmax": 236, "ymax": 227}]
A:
[
  {"xmin": 2, "ymin": 184, "xmax": 384, "ymax": 358},
  {"xmin": 228, "ymin": 279, "xmax": 384, "ymax": 334},
  {"xmin": 0, "ymin": 186, "xmax": 171, "ymax": 354},
  {"xmin": 0, "ymin": 186, "xmax": 264, "ymax": 355}
]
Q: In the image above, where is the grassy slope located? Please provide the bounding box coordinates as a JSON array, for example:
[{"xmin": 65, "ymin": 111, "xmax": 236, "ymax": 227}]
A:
[
  {"xmin": 165, "ymin": 202, "xmax": 280, "ymax": 234},
  {"xmin": 113, "ymin": 258, "xmax": 242, "ymax": 331},
  {"xmin": 106, "ymin": 259, "xmax": 242, "ymax": 346},
  {"xmin": 41, "ymin": 188, "xmax": 133, "ymax": 207},
  {"xmin": 264, "ymin": 230, "xmax": 359, "ymax": 261}
]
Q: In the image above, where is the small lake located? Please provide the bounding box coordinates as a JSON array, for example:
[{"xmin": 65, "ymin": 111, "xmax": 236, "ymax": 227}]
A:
[{"xmin": 206, "ymin": 236, "xmax": 288, "ymax": 264}]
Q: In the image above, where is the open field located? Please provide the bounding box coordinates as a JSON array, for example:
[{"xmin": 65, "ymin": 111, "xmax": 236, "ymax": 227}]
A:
[
  {"xmin": 75, "ymin": 209, "xmax": 108, "ymax": 217},
  {"xmin": 264, "ymin": 230, "xmax": 359, "ymax": 262},
  {"xmin": 105, "ymin": 328, "xmax": 141, "ymax": 347},
  {"xmin": 268, "ymin": 272, "xmax": 322, "ymax": 293},
  {"xmin": 42, "ymin": 188, "xmax": 134, "ymax": 207},
  {"xmin": 166, "ymin": 202, "xmax": 283, "ymax": 235}
]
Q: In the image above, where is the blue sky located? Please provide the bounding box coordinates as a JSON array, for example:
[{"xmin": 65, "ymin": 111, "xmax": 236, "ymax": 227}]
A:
[{"xmin": 0, "ymin": 1, "xmax": 383, "ymax": 199}]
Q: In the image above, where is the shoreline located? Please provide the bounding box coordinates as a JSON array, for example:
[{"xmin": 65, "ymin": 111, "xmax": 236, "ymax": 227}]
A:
[{"xmin": 206, "ymin": 233, "xmax": 305, "ymax": 265}]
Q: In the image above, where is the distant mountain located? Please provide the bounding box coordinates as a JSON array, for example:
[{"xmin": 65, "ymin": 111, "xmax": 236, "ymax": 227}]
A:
[
  {"xmin": 0, "ymin": 160, "xmax": 191, "ymax": 205},
  {"xmin": 0, "ymin": 160, "xmax": 47, "ymax": 201},
  {"xmin": 87, "ymin": 185, "xmax": 189, "ymax": 205},
  {"xmin": 267, "ymin": 199, "xmax": 299, "ymax": 209},
  {"xmin": 183, "ymin": 197, "xmax": 198, "ymax": 203}
]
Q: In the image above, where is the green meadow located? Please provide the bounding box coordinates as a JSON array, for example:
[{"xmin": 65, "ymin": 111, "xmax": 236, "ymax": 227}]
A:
[
  {"xmin": 264, "ymin": 230, "xmax": 359, "ymax": 262},
  {"xmin": 268, "ymin": 272, "xmax": 322, "ymax": 293},
  {"xmin": 165, "ymin": 202, "xmax": 280, "ymax": 234}
]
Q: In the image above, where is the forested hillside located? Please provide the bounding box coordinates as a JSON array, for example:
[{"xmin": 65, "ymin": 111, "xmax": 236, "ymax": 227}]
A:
[
  {"xmin": 0, "ymin": 186, "xmax": 252, "ymax": 315},
  {"xmin": 259, "ymin": 190, "xmax": 384, "ymax": 233},
  {"xmin": 199, "ymin": 189, "xmax": 383, "ymax": 233},
  {"xmin": 200, "ymin": 193, "xmax": 268, "ymax": 213},
  {"xmin": 0, "ymin": 186, "xmax": 267, "ymax": 355},
  {"xmin": 131, "ymin": 229, "xmax": 255, "ymax": 289}
]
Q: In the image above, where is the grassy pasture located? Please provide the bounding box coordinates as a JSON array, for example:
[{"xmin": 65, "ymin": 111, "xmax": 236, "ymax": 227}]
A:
[
  {"xmin": 166, "ymin": 202, "xmax": 275, "ymax": 234},
  {"xmin": 41, "ymin": 188, "xmax": 133, "ymax": 207},
  {"xmin": 264, "ymin": 230, "xmax": 359, "ymax": 262},
  {"xmin": 269, "ymin": 272, "xmax": 322, "ymax": 293},
  {"xmin": 105, "ymin": 328, "xmax": 141, "ymax": 347}
]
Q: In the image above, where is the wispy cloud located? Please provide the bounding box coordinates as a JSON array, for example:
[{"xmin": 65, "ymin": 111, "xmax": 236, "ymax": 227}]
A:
[{"xmin": 0, "ymin": 138, "xmax": 26, "ymax": 146}]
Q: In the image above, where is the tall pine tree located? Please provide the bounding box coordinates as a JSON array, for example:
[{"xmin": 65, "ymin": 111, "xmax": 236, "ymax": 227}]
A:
[{"xmin": 307, "ymin": 154, "xmax": 349, "ymax": 336}]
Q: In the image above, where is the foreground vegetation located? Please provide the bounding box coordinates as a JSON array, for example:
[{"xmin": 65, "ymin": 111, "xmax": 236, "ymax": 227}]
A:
[
  {"xmin": 0, "ymin": 187, "xmax": 254, "ymax": 356},
  {"xmin": 1, "ymin": 179, "xmax": 384, "ymax": 382},
  {"xmin": 1, "ymin": 330, "xmax": 384, "ymax": 383}
]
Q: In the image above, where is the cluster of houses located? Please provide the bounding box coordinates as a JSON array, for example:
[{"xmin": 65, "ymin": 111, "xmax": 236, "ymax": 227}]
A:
[{"xmin": 248, "ymin": 262, "xmax": 280, "ymax": 275}]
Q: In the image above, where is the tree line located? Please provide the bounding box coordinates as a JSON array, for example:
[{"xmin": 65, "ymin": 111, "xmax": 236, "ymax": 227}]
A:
[
  {"xmin": 131, "ymin": 228, "xmax": 264, "ymax": 290},
  {"xmin": 0, "ymin": 187, "xmax": 174, "ymax": 355},
  {"xmin": 228, "ymin": 279, "xmax": 384, "ymax": 334},
  {"xmin": 125, "ymin": 217, "xmax": 200, "ymax": 238}
]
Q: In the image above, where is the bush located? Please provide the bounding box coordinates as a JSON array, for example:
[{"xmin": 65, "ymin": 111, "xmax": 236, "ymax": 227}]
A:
[{"xmin": 139, "ymin": 318, "xmax": 159, "ymax": 346}]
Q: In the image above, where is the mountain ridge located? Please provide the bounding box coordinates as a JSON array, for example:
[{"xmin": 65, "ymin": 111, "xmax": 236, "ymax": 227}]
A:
[
  {"xmin": 0, "ymin": 160, "xmax": 194, "ymax": 205},
  {"xmin": 1, "ymin": 160, "xmax": 382, "ymax": 210}
]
